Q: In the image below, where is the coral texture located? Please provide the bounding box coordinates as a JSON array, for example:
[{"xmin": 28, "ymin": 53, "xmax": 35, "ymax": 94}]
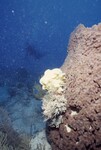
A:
[
  {"xmin": 40, "ymin": 68, "xmax": 66, "ymax": 93},
  {"xmin": 46, "ymin": 23, "xmax": 101, "ymax": 150},
  {"xmin": 40, "ymin": 68, "xmax": 67, "ymax": 127},
  {"xmin": 42, "ymin": 92, "xmax": 67, "ymax": 122}
]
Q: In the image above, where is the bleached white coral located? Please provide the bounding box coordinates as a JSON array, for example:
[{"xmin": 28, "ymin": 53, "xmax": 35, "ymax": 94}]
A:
[
  {"xmin": 40, "ymin": 68, "xmax": 66, "ymax": 93},
  {"xmin": 42, "ymin": 92, "xmax": 67, "ymax": 121},
  {"xmin": 40, "ymin": 68, "xmax": 67, "ymax": 127}
]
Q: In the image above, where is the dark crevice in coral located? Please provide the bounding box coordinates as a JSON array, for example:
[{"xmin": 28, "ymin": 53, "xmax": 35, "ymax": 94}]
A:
[{"xmin": 69, "ymin": 106, "xmax": 81, "ymax": 113}]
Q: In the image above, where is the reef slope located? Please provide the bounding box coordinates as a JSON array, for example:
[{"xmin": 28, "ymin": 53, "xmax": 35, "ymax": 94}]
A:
[{"xmin": 46, "ymin": 23, "xmax": 101, "ymax": 150}]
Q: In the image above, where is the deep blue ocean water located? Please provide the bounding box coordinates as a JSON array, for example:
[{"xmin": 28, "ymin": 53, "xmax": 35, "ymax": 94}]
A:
[
  {"xmin": 0, "ymin": 0, "xmax": 101, "ymax": 149},
  {"xmin": 0, "ymin": 0, "xmax": 101, "ymax": 76}
]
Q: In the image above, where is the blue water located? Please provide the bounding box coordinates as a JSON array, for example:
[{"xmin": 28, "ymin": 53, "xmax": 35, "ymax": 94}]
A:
[
  {"xmin": 0, "ymin": 0, "xmax": 101, "ymax": 76},
  {"xmin": 0, "ymin": 0, "xmax": 101, "ymax": 148}
]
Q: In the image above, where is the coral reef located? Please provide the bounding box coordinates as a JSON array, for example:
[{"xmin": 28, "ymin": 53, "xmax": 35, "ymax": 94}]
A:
[
  {"xmin": 42, "ymin": 92, "xmax": 66, "ymax": 127},
  {"xmin": 0, "ymin": 125, "xmax": 30, "ymax": 150},
  {"xmin": 0, "ymin": 107, "xmax": 30, "ymax": 150},
  {"xmin": 40, "ymin": 68, "xmax": 67, "ymax": 127},
  {"xmin": 30, "ymin": 129, "xmax": 51, "ymax": 150},
  {"xmin": 33, "ymin": 83, "xmax": 46, "ymax": 100},
  {"xmin": 40, "ymin": 68, "xmax": 66, "ymax": 93},
  {"xmin": 46, "ymin": 23, "xmax": 101, "ymax": 150}
]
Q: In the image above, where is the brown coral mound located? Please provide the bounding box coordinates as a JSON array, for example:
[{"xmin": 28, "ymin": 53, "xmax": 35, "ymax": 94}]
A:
[{"xmin": 46, "ymin": 23, "xmax": 101, "ymax": 150}]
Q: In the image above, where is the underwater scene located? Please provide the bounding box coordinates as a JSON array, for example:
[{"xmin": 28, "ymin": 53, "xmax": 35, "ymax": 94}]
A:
[{"xmin": 0, "ymin": 0, "xmax": 101, "ymax": 150}]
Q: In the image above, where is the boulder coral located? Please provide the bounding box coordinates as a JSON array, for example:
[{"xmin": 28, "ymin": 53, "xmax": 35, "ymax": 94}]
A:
[{"xmin": 46, "ymin": 23, "xmax": 101, "ymax": 150}]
